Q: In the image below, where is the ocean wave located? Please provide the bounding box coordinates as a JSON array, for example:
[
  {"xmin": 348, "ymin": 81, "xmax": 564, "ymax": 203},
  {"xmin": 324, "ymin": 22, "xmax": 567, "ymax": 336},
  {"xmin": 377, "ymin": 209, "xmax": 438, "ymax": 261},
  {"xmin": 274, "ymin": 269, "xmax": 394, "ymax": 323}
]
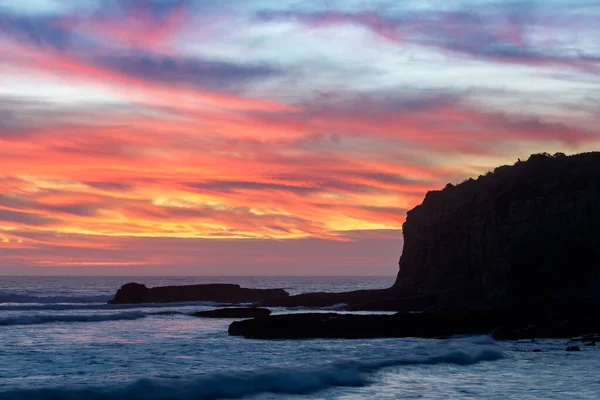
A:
[
  {"xmin": 0, "ymin": 292, "xmax": 113, "ymax": 304},
  {"xmin": 0, "ymin": 311, "xmax": 186, "ymax": 327},
  {"xmin": 0, "ymin": 343, "xmax": 503, "ymax": 399},
  {"xmin": 0, "ymin": 301, "xmax": 220, "ymax": 312},
  {"xmin": 331, "ymin": 303, "xmax": 348, "ymax": 311}
]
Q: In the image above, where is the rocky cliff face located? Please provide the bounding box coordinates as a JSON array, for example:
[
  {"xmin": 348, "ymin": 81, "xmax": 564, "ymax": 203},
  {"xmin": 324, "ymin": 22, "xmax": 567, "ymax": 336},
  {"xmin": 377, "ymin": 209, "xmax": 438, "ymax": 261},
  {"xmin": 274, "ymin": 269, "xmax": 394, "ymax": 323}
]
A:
[{"xmin": 394, "ymin": 152, "xmax": 600, "ymax": 309}]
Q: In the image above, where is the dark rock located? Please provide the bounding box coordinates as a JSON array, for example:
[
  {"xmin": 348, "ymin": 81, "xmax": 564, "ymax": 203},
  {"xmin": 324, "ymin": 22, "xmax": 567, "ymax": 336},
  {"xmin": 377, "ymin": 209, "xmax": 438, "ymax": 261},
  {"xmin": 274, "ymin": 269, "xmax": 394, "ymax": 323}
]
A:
[
  {"xmin": 566, "ymin": 346, "xmax": 581, "ymax": 352},
  {"xmin": 108, "ymin": 283, "xmax": 288, "ymax": 304},
  {"xmin": 260, "ymin": 153, "xmax": 600, "ymax": 314},
  {"xmin": 585, "ymin": 341, "xmax": 596, "ymax": 346},
  {"xmin": 228, "ymin": 313, "xmax": 386, "ymax": 339},
  {"xmin": 232, "ymin": 153, "xmax": 600, "ymax": 340},
  {"xmin": 393, "ymin": 152, "xmax": 600, "ymax": 310},
  {"xmin": 109, "ymin": 283, "xmax": 149, "ymax": 304},
  {"xmin": 229, "ymin": 308, "xmax": 523, "ymax": 339},
  {"xmin": 532, "ymin": 349, "xmax": 542, "ymax": 352},
  {"xmin": 193, "ymin": 307, "xmax": 271, "ymax": 319},
  {"xmin": 258, "ymin": 289, "xmax": 399, "ymax": 310},
  {"xmin": 491, "ymin": 305, "xmax": 600, "ymax": 340},
  {"xmin": 230, "ymin": 305, "xmax": 600, "ymax": 340}
]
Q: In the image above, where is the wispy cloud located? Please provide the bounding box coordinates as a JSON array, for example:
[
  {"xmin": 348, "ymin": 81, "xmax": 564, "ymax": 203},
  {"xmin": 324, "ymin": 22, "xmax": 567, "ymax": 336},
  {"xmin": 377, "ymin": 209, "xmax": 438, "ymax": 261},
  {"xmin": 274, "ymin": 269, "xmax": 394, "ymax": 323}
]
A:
[{"xmin": 257, "ymin": 3, "xmax": 600, "ymax": 73}]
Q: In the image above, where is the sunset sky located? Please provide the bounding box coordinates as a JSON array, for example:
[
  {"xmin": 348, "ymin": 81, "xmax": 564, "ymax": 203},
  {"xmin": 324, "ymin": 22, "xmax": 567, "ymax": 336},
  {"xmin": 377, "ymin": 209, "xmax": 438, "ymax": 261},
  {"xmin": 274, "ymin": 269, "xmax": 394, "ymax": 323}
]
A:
[{"xmin": 0, "ymin": 0, "xmax": 598, "ymax": 275}]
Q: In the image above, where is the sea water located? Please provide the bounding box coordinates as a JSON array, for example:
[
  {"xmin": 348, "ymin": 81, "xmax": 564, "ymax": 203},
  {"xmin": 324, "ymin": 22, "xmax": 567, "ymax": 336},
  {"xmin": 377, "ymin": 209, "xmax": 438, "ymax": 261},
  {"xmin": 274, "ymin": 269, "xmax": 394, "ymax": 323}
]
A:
[{"xmin": 0, "ymin": 276, "xmax": 598, "ymax": 399}]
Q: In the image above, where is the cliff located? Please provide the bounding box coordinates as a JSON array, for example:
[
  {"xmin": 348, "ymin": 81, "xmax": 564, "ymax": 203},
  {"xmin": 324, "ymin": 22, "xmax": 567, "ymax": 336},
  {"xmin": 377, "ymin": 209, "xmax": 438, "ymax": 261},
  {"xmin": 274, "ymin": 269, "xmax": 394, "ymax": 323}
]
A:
[
  {"xmin": 228, "ymin": 152, "xmax": 600, "ymax": 340},
  {"xmin": 394, "ymin": 152, "xmax": 600, "ymax": 309},
  {"xmin": 229, "ymin": 152, "xmax": 600, "ymax": 340}
]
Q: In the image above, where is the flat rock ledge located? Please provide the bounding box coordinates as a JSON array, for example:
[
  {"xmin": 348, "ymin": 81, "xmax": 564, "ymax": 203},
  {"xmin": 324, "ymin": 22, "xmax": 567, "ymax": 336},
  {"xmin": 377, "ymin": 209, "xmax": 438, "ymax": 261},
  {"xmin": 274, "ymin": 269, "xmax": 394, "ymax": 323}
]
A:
[
  {"xmin": 228, "ymin": 306, "xmax": 600, "ymax": 340},
  {"xmin": 108, "ymin": 282, "xmax": 289, "ymax": 304}
]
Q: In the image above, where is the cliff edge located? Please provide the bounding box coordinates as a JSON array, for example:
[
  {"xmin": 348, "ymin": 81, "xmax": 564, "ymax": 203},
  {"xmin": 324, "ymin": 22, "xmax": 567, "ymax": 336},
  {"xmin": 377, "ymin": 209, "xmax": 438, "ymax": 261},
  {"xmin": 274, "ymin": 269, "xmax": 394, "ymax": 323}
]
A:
[{"xmin": 394, "ymin": 152, "xmax": 600, "ymax": 309}]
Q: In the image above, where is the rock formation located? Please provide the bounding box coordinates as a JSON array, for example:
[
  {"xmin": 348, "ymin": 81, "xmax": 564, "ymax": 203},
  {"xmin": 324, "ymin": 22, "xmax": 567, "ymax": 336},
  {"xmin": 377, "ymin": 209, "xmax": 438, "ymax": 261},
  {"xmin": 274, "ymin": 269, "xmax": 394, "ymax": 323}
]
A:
[
  {"xmin": 258, "ymin": 288, "xmax": 397, "ymax": 310},
  {"xmin": 394, "ymin": 152, "xmax": 600, "ymax": 309},
  {"xmin": 229, "ymin": 305, "xmax": 600, "ymax": 340},
  {"xmin": 259, "ymin": 152, "xmax": 600, "ymax": 311},
  {"xmin": 108, "ymin": 283, "xmax": 288, "ymax": 304}
]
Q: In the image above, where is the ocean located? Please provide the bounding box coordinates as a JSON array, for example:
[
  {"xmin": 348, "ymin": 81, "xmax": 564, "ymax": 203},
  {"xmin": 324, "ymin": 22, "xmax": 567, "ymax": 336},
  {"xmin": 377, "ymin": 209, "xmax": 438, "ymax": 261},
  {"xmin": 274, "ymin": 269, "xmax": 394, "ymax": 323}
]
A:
[{"xmin": 0, "ymin": 276, "xmax": 598, "ymax": 399}]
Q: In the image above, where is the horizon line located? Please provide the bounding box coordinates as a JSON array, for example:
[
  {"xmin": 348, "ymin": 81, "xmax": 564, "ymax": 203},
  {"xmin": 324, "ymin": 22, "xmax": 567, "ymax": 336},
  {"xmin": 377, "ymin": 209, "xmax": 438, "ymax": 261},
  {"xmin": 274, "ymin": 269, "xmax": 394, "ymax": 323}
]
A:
[{"xmin": 0, "ymin": 274, "xmax": 397, "ymax": 278}]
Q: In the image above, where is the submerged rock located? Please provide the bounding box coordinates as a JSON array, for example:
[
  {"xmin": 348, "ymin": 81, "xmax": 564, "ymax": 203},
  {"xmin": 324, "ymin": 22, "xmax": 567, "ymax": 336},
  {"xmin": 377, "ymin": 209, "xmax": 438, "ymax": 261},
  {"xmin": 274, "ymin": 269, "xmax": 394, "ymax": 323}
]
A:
[
  {"xmin": 565, "ymin": 346, "xmax": 581, "ymax": 352},
  {"xmin": 108, "ymin": 283, "xmax": 288, "ymax": 304},
  {"xmin": 193, "ymin": 308, "xmax": 271, "ymax": 319}
]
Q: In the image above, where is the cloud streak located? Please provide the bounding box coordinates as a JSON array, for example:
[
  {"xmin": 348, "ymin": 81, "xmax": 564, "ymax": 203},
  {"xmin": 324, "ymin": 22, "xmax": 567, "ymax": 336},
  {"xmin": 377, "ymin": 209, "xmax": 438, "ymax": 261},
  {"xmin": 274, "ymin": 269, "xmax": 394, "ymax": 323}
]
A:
[{"xmin": 256, "ymin": 3, "xmax": 600, "ymax": 73}]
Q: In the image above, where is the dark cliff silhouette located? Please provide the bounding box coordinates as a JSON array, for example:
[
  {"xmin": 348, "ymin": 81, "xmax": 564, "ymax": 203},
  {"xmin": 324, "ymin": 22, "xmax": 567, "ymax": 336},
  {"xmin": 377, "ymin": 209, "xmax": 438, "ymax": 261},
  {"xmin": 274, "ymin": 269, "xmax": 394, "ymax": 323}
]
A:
[
  {"xmin": 231, "ymin": 152, "xmax": 600, "ymax": 339},
  {"xmin": 395, "ymin": 151, "xmax": 600, "ymax": 310},
  {"xmin": 261, "ymin": 152, "xmax": 600, "ymax": 310}
]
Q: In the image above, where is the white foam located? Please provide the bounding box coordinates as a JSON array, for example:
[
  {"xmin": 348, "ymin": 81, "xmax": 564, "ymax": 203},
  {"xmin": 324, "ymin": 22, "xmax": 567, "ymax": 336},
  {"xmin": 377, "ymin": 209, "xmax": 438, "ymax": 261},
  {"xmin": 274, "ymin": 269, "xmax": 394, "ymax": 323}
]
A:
[
  {"xmin": 0, "ymin": 301, "xmax": 219, "ymax": 312},
  {"xmin": 0, "ymin": 343, "xmax": 504, "ymax": 399},
  {"xmin": 0, "ymin": 310, "xmax": 187, "ymax": 326},
  {"xmin": 0, "ymin": 292, "xmax": 112, "ymax": 304}
]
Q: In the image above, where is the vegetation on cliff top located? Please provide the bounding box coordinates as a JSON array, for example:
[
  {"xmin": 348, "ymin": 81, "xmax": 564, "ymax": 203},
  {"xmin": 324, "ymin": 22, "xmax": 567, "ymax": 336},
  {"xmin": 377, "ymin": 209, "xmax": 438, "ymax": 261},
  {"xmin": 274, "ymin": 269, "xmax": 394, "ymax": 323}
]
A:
[{"xmin": 419, "ymin": 151, "xmax": 600, "ymax": 213}]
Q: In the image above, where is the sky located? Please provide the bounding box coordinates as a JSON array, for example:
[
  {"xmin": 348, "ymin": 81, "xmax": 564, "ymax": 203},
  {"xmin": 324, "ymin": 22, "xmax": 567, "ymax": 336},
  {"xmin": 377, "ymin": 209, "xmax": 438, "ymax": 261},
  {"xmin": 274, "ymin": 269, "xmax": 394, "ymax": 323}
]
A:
[{"xmin": 0, "ymin": 0, "xmax": 598, "ymax": 276}]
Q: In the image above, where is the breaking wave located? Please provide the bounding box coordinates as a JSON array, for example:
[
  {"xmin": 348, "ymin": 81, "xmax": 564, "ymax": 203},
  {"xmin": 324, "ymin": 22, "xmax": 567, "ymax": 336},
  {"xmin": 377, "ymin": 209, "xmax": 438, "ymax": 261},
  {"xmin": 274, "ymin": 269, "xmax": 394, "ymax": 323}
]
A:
[
  {"xmin": 0, "ymin": 292, "xmax": 112, "ymax": 304},
  {"xmin": 0, "ymin": 311, "xmax": 186, "ymax": 326},
  {"xmin": 0, "ymin": 301, "xmax": 219, "ymax": 312},
  {"xmin": 0, "ymin": 343, "xmax": 503, "ymax": 399}
]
